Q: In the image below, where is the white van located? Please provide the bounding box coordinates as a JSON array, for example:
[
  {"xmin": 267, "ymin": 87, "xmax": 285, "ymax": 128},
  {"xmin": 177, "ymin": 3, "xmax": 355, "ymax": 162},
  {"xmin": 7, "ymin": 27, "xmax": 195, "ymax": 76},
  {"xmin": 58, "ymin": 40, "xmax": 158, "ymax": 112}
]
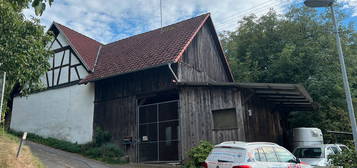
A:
[
  {"xmin": 293, "ymin": 144, "xmax": 349, "ymax": 166},
  {"xmin": 203, "ymin": 141, "xmax": 312, "ymax": 168}
]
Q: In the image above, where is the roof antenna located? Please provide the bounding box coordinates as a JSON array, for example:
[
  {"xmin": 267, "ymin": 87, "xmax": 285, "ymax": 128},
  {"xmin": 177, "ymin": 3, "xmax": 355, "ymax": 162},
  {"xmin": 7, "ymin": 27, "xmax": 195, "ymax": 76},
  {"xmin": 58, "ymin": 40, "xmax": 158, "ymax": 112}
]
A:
[{"xmin": 160, "ymin": 0, "xmax": 163, "ymax": 32}]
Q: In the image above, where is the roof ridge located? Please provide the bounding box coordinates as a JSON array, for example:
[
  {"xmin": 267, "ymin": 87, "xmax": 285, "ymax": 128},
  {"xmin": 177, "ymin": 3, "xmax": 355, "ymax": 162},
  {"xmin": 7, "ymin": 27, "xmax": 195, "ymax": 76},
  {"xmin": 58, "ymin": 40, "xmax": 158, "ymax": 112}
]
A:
[
  {"xmin": 53, "ymin": 22, "xmax": 103, "ymax": 45},
  {"xmin": 104, "ymin": 13, "xmax": 210, "ymax": 47}
]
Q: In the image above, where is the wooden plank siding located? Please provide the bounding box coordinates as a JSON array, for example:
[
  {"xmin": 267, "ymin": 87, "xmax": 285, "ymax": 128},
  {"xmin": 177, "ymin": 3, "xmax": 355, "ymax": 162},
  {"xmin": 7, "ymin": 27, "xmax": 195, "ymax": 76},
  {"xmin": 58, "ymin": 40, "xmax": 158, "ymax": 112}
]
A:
[
  {"xmin": 94, "ymin": 96, "xmax": 137, "ymax": 160},
  {"xmin": 95, "ymin": 66, "xmax": 176, "ymax": 102},
  {"xmin": 94, "ymin": 66, "xmax": 177, "ymax": 162},
  {"xmin": 241, "ymin": 89, "xmax": 284, "ymax": 145},
  {"xmin": 179, "ymin": 87, "xmax": 245, "ymax": 160},
  {"xmin": 180, "ymin": 21, "xmax": 231, "ymax": 83}
]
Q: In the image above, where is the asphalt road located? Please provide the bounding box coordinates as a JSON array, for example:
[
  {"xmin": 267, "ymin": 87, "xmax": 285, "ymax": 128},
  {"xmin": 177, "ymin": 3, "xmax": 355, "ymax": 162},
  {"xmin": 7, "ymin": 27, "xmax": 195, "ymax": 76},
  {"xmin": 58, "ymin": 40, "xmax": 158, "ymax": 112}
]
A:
[
  {"xmin": 27, "ymin": 141, "xmax": 111, "ymax": 168},
  {"xmin": 26, "ymin": 142, "xmax": 179, "ymax": 168}
]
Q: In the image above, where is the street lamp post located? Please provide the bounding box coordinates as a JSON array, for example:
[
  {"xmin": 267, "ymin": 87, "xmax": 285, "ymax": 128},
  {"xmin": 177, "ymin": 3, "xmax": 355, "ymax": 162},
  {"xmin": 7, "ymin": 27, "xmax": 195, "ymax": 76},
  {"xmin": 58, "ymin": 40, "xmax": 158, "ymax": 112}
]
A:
[{"xmin": 304, "ymin": 0, "xmax": 357, "ymax": 151}]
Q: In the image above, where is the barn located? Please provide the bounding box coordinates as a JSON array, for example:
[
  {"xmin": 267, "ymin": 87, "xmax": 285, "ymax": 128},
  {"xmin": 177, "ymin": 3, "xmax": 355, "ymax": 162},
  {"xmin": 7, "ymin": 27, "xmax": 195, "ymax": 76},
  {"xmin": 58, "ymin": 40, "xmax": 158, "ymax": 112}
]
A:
[{"xmin": 10, "ymin": 13, "xmax": 314, "ymax": 162}]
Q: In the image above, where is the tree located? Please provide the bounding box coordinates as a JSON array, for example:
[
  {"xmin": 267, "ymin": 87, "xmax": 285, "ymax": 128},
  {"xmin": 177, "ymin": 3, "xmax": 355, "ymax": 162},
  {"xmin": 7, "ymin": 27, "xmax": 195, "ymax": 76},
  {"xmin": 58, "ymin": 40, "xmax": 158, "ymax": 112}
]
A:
[
  {"xmin": 220, "ymin": 4, "xmax": 357, "ymax": 143},
  {"xmin": 0, "ymin": 0, "xmax": 54, "ymax": 126}
]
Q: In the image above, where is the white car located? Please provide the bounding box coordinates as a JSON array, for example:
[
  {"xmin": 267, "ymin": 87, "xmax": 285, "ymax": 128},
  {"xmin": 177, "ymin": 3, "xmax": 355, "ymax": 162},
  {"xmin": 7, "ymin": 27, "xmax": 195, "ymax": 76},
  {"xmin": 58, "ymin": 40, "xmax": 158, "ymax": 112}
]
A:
[
  {"xmin": 293, "ymin": 144, "xmax": 348, "ymax": 166},
  {"xmin": 203, "ymin": 141, "xmax": 312, "ymax": 168}
]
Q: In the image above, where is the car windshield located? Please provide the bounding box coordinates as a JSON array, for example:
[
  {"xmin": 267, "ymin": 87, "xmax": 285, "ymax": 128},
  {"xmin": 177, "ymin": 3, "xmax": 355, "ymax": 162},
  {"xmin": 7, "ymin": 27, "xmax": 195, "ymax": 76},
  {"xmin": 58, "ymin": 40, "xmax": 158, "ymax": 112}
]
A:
[
  {"xmin": 339, "ymin": 146, "xmax": 349, "ymax": 152},
  {"xmin": 294, "ymin": 148, "xmax": 323, "ymax": 158},
  {"xmin": 207, "ymin": 147, "xmax": 246, "ymax": 163}
]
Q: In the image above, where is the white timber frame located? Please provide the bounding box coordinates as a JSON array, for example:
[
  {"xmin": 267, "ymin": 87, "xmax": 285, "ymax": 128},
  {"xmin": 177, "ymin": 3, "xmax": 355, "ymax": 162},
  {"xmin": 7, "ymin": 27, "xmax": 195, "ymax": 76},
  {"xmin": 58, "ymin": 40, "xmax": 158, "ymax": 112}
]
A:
[
  {"xmin": 11, "ymin": 28, "xmax": 95, "ymax": 144},
  {"xmin": 43, "ymin": 32, "xmax": 88, "ymax": 88}
]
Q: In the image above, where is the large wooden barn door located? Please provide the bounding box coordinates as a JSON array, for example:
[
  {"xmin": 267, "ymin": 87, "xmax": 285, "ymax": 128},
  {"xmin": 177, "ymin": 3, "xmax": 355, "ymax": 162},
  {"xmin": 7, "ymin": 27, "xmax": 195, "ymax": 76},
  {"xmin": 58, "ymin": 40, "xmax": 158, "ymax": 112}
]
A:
[{"xmin": 138, "ymin": 101, "xmax": 179, "ymax": 162}]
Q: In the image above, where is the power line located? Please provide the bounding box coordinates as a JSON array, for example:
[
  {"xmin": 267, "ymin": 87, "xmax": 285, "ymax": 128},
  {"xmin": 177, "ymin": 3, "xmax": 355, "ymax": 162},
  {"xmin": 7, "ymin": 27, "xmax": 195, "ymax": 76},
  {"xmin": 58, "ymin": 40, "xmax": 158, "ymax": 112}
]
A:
[
  {"xmin": 214, "ymin": 0, "xmax": 306, "ymax": 31},
  {"xmin": 214, "ymin": 0, "xmax": 280, "ymax": 25},
  {"xmin": 214, "ymin": 1, "xmax": 294, "ymax": 31},
  {"xmin": 215, "ymin": 1, "xmax": 288, "ymax": 28}
]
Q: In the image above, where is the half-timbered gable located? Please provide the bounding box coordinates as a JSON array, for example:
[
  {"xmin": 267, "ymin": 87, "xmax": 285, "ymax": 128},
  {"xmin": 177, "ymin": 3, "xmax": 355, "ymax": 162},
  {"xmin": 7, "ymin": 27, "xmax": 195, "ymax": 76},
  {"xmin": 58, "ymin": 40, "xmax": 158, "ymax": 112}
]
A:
[
  {"xmin": 39, "ymin": 23, "xmax": 101, "ymax": 88},
  {"xmin": 11, "ymin": 22, "xmax": 101, "ymax": 144}
]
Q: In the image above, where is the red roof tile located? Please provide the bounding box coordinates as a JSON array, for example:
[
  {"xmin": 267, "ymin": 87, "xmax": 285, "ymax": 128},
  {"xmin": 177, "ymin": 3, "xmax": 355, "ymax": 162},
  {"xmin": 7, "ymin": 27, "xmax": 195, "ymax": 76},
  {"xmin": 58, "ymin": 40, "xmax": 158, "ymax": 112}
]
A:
[
  {"xmin": 82, "ymin": 13, "xmax": 210, "ymax": 82},
  {"xmin": 54, "ymin": 23, "xmax": 102, "ymax": 71}
]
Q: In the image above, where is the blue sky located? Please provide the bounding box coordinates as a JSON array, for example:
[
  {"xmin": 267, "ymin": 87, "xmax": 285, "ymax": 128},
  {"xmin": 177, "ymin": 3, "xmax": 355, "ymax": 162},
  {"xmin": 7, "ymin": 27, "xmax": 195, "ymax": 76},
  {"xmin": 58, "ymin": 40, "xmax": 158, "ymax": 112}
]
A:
[{"xmin": 23, "ymin": 0, "xmax": 357, "ymax": 44}]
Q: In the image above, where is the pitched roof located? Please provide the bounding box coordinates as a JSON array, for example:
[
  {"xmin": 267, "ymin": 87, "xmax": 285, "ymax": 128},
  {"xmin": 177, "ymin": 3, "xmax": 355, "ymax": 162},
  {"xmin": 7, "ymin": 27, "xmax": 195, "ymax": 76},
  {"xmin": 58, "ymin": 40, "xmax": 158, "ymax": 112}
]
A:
[
  {"xmin": 54, "ymin": 22, "xmax": 102, "ymax": 71},
  {"xmin": 50, "ymin": 13, "xmax": 232, "ymax": 83},
  {"xmin": 82, "ymin": 13, "xmax": 211, "ymax": 82}
]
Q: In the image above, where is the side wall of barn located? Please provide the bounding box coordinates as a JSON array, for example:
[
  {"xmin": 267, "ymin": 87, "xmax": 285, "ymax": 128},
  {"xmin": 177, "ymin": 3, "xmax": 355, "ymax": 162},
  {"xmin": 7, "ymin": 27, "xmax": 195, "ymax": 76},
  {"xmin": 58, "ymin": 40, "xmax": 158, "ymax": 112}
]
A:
[
  {"xmin": 178, "ymin": 86, "xmax": 245, "ymax": 160},
  {"xmin": 94, "ymin": 66, "xmax": 177, "ymax": 162},
  {"xmin": 241, "ymin": 90, "xmax": 284, "ymax": 145},
  {"xmin": 11, "ymin": 83, "xmax": 95, "ymax": 144}
]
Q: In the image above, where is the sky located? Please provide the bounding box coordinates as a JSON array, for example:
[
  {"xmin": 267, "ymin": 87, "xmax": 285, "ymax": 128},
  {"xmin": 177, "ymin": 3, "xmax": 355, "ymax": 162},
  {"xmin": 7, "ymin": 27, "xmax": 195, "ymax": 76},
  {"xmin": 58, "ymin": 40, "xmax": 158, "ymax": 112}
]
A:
[{"xmin": 23, "ymin": 0, "xmax": 357, "ymax": 44}]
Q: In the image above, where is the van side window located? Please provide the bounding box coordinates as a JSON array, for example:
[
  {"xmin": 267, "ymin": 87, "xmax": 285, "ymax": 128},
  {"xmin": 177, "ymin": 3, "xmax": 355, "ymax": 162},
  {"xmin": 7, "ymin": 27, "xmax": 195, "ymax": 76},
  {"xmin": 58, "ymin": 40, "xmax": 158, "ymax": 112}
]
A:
[
  {"xmin": 262, "ymin": 147, "xmax": 278, "ymax": 162},
  {"xmin": 274, "ymin": 147, "xmax": 296, "ymax": 162}
]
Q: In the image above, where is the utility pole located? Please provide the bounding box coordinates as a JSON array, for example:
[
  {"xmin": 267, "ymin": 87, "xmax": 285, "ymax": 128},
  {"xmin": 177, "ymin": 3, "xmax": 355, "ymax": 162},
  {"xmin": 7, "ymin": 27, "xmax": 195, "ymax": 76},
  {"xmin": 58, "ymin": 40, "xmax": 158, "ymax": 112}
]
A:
[
  {"xmin": 330, "ymin": 5, "xmax": 357, "ymax": 151},
  {"xmin": 304, "ymin": 0, "xmax": 357, "ymax": 151},
  {"xmin": 0, "ymin": 72, "xmax": 6, "ymax": 124},
  {"xmin": 160, "ymin": 0, "xmax": 163, "ymax": 31}
]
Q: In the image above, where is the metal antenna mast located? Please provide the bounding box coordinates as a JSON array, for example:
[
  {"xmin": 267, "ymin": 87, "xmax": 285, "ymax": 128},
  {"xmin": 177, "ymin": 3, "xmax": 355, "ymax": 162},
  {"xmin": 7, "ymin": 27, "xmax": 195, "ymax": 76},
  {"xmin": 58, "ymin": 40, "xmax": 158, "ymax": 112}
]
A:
[{"xmin": 160, "ymin": 0, "xmax": 163, "ymax": 31}]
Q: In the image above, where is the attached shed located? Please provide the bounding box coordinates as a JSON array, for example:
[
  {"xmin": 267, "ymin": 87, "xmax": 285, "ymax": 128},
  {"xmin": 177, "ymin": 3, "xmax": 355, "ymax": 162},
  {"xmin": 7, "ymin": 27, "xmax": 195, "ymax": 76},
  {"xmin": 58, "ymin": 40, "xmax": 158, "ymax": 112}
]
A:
[{"xmin": 176, "ymin": 82, "xmax": 314, "ymax": 161}]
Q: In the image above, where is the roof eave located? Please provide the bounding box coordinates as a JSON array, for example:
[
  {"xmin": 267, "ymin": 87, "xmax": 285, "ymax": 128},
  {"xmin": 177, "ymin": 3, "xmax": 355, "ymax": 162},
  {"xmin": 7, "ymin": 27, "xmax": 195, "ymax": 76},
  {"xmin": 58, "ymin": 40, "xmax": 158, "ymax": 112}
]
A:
[{"xmin": 80, "ymin": 62, "xmax": 176, "ymax": 84}]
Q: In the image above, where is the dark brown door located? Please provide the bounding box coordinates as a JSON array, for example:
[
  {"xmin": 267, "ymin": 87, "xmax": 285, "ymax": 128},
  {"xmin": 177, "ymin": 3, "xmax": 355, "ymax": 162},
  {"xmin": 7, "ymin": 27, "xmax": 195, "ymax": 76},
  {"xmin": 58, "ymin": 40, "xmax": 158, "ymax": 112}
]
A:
[{"xmin": 138, "ymin": 101, "xmax": 179, "ymax": 162}]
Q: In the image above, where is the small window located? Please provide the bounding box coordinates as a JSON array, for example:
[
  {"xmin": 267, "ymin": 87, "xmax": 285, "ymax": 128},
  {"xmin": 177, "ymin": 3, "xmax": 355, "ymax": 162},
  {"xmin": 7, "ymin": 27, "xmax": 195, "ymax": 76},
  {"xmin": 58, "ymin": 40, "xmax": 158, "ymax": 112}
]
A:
[
  {"xmin": 257, "ymin": 148, "xmax": 267, "ymax": 161},
  {"xmin": 212, "ymin": 108, "xmax": 237, "ymax": 130},
  {"xmin": 262, "ymin": 147, "xmax": 278, "ymax": 162},
  {"xmin": 254, "ymin": 149, "xmax": 261, "ymax": 161}
]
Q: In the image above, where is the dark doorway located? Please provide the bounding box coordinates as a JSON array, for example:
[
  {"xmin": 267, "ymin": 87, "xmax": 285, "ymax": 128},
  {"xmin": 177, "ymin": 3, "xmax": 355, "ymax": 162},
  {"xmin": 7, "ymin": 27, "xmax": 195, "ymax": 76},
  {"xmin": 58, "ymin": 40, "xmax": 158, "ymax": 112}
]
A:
[{"xmin": 138, "ymin": 100, "xmax": 179, "ymax": 162}]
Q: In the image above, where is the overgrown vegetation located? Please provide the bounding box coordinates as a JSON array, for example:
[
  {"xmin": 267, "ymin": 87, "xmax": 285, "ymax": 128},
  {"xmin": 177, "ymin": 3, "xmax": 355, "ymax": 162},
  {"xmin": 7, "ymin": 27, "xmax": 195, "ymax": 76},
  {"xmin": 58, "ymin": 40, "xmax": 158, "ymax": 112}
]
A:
[
  {"xmin": 1, "ymin": 0, "xmax": 55, "ymax": 127},
  {"xmin": 9, "ymin": 127, "xmax": 126, "ymax": 164},
  {"xmin": 183, "ymin": 141, "xmax": 213, "ymax": 168},
  {"xmin": 330, "ymin": 150, "xmax": 357, "ymax": 168},
  {"xmin": 220, "ymin": 3, "xmax": 357, "ymax": 143},
  {"xmin": 0, "ymin": 130, "xmax": 44, "ymax": 168}
]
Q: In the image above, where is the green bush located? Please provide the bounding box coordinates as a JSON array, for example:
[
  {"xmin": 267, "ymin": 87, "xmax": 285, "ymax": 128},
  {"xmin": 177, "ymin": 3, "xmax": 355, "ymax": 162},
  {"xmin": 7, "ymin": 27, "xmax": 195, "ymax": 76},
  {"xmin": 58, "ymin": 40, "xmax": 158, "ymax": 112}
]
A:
[
  {"xmin": 93, "ymin": 127, "xmax": 111, "ymax": 147},
  {"xmin": 330, "ymin": 150, "xmax": 357, "ymax": 168},
  {"xmin": 184, "ymin": 141, "xmax": 213, "ymax": 168},
  {"xmin": 8, "ymin": 127, "xmax": 126, "ymax": 164},
  {"xmin": 84, "ymin": 143, "xmax": 124, "ymax": 163}
]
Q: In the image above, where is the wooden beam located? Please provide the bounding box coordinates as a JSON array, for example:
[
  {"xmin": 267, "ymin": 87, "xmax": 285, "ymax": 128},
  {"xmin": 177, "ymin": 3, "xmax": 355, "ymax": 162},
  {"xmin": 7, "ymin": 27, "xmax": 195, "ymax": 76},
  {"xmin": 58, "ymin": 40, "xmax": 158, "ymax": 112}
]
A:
[
  {"xmin": 273, "ymin": 102, "xmax": 312, "ymax": 105},
  {"xmin": 255, "ymin": 90, "xmax": 301, "ymax": 95},
  {"xmin": 237, "ymin": 83, "xmax": 297, "ymax": 90},
  {"xmin": 51, "ymin": 46, "xmax": 71, "ymax": 53},
  {"xmin": 258, "ymin": 95, "xmax": 306, "ymax": 99},
  {"xmin": 296, "ymin": 84, "xmax": 313, "ymax": 103},
  {"xmin": 266, "ymin": 99, "xmax": 310, "ymax": 102}
]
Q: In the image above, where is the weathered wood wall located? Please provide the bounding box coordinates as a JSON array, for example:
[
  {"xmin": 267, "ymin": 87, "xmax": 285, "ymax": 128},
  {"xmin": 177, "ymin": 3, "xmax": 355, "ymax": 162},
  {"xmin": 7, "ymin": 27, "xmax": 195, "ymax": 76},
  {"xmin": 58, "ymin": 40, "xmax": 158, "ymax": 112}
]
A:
[
  {"xmin": 94, "ymin": 66, "xmax": 177, "ymax": 162},
  {"xmin": 179, "ymin": 86, "xmax": 245, "ymax": 160},
  {"xmin": 180, "ymin": 20, "xmax": 231, "ymax": 83},
  {"xmin": 241, "ymin": 90, "xmax": 284, "ymax": 144}
]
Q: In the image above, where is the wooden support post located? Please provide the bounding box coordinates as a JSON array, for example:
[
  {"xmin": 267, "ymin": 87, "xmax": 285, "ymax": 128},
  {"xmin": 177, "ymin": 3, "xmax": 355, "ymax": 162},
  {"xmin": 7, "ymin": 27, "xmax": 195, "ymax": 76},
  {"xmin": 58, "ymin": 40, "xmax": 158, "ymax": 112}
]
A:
[{"xmin": 16, "ymin": 132, "xmax": 27, "ymax": 158}]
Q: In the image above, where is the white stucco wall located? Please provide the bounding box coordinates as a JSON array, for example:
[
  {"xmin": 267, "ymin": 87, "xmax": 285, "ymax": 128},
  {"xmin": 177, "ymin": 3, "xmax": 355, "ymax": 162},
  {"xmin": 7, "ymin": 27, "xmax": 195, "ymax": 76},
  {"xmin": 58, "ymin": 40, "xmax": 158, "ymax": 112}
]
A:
[{"xmin": 10, "ymin": 83, "xmax": 95, "ymax": 144}]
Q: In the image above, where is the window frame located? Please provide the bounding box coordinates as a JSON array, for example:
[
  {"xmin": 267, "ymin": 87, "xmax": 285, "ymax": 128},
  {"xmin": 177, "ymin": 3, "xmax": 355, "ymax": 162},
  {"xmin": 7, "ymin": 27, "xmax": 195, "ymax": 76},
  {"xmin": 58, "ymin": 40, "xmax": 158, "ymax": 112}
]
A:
[
  {"xmin": 261, "ymin": 146, "xmax": 279, "ymax": 162},
  {"xmin": 211, "ymin": 108, "xmax": 238, "ymax": 130}
]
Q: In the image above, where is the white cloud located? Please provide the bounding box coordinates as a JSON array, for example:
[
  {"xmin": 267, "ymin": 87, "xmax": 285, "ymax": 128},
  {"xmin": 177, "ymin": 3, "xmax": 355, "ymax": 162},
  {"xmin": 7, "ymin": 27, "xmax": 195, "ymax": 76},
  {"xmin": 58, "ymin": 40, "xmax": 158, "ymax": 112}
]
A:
[
  {"xmin": 22, "ymin": 0, "xmax": 312, "ymax": 43},
  {"xmin": 340, "ymin": 0, "xmax": 357, "ymax": 16}
]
